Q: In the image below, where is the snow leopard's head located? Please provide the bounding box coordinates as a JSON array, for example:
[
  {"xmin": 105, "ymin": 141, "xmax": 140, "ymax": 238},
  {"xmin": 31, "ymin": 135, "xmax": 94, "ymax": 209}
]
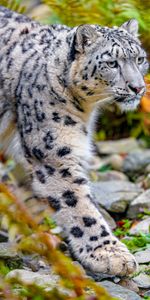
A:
[{"xmin": 68, "ymin": 19, "xmax": 149, "ymax": 112}]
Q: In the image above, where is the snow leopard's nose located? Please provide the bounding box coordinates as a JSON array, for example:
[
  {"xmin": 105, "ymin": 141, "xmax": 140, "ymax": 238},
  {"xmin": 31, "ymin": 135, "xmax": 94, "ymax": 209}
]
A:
[{"xmin": 127, "ymin": 83, "xmax": 145, "ymax": 95}]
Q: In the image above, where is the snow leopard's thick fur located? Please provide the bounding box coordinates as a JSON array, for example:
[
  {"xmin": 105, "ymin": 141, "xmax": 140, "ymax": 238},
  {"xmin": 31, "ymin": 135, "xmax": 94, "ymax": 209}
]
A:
[{"xmin": 0, "ymin": 6, "xmax": 149, "ymax": 275}]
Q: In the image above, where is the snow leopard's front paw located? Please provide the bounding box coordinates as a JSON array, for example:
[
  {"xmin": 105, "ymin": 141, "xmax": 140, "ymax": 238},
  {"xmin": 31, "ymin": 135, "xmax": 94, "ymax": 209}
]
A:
[{"xmin": 71, "ymin": 238, "xmax": 137, "ymax": 276}]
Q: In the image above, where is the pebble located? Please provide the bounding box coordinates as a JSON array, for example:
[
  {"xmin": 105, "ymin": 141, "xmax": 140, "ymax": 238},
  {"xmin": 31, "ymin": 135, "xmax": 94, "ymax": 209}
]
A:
[
  {"xmin": 134, "ymin": 248, "xmax": 150, "ymax": 264},
  {"xmin": 109, "ymin": 154, "xmax": 124, "ymax": 171},
  {"xmin": 6, "ymin": 269, "xmax": 59, "ymax": 291},
  {"xmin": 96, "ymin": 170, "xmax": 128, "ymax": 182},
  {"xmin": 22, "ymin": 254, "xmax": 50, "ymax": 272},
  {"xmin": 129, "ymin": 217, "xmax": 150, "ymax": 235},
  {"xmin": 133, "ymin": 273, "xmax": 150, "ymax": 289},
  {"xmin": 99, "ymin": 207, "xmax": 116, "ymax": 229},
  {"xmin": 0, "ymin": 242, "xmax": 18, "ymax": 258},
  {"xmin": 96, "ymin": 137, "xmax": 140, "ymax": 154},
  {"xmin": 119, "ymin": 279, "xmax": 139, "ymax": 293},
  {"xmin": 91, "ymin": 180, "xmax": 142, "ymax": 212},
  {"xmin": 100, "ymin": 280, "xmax": 141, "ymax": 300},
  {"xmin": 123, "ymin": 150, "xmax": 150, "ymax": 176},
  {"xmin": 138, "ymin": 264, "xmax": 150, "ymax": 273},
  {"xmin": 87, "ymin": 271, "xmax": 116, "ymax": 282},
  {"xmin": 127, "ymin": 189, "xmax": 150, "ymax": 218}
]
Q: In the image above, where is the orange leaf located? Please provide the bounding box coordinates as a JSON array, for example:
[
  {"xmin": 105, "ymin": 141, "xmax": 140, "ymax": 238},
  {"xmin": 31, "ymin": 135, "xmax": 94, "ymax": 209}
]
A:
[{"xmin": 141, "ymin": 77, "xmax": 150, "ymax": 113}]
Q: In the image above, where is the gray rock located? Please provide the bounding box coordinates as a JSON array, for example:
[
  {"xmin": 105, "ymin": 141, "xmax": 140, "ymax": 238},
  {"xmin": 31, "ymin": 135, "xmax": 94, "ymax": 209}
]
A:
[
  {"xmin": 96, "ymin": 138, "xmax": 140, "ymax": 154},
  {"xmin": 123, "ymin": 150, "xmax": 150, "ymax": 176},
  {"xmin": 91, "ymin": 181, "xmax": 142, "ymax": 212},
  {"xmin": 133, "ymin": 273, "xmax": 150, "ymax": 288},
  {"xmin": 100, "ymin": 281, "xmax": 141, "ymax": 300},
  {"xmin": 96, "ymin": 170, "xmax": 128, "ymax": 182},
  {"xmin": 119, "ymin": 279, "xmax": 139, "ymax": 293},
  {"xmin": 7, "ymin": 269, "xmax": 59, "ymax": 291},
  {"xmin": 87, "ymin": 271, "xmax": 117, "ymax": 282},
  {"xmin": 127, "ymin": 189, "xmax": 150, "ymax": 218},
  {"xmin": 22, "ymin": 254, "xmax": 51, "ymax": 272},
  {"xmin": 138, "ymin": 264, "xmax": 150, "ymax": 273},
  {"xmin": 134, "ymin": 248, "xmax": 150, "ymax": 264},
  {"xmin": 99, "ymin": 207, "xmax": 116, "ymax": 229},
  {"xmin": 0, "ymin": 242, "xmax": 18, "ymax": 258},
  {"xmin": 7, "ymin": 269, "xmax": 116, "ymax": 298},
  {"xmin": 109, "ymin": 154, "xmax": 124, "ymax": 171},
  {"xmin": 129, "ymin": 217, "xmax": 150, "ymax": 235}
]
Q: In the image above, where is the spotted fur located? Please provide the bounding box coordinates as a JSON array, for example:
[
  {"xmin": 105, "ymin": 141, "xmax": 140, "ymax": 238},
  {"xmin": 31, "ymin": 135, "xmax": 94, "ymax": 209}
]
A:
[{"xmin": 0, "ymin": 6, "xmax": 149, "ymax": 276}]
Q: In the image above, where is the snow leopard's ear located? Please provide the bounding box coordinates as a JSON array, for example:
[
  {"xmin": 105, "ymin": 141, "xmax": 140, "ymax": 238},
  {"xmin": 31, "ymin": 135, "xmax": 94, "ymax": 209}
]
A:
[
  {"xmin": 120, "ymin": 19, "xmax": 139, "ymax": 37},
  {"xmin": 75, "ymin": 25, "xmax": 98, "ymax": 53}
]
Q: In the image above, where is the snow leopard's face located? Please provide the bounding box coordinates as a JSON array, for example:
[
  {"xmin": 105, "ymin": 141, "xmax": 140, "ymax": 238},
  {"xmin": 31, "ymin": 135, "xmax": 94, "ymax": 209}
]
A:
[{"xmin": 69, "ymin": 19, "xmax": 149, "ymax": 112}]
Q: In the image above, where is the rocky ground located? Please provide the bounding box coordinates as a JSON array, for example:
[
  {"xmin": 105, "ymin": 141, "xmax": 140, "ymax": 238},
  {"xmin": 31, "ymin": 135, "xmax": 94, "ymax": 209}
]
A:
[
  {"xmin": 90, "ymin": 137, "xmax": 150, "ymax": 299},
  {"xmin": 1, "ymin": 137, "xmax": 150, "ymax": 299}
]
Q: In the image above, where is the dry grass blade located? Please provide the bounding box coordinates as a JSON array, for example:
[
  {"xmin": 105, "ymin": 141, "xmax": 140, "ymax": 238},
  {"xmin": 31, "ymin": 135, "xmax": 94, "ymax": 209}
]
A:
[
  {"xmin": 0, "ymin": 183, "xmax": 38, "ymax": 230},
  {"xmin": 0, "ymin": 0, "xmax": 26, "ymax": 13}
]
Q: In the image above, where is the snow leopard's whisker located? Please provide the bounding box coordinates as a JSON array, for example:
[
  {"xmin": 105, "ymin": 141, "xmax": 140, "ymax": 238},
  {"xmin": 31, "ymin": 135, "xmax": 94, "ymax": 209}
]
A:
[
  {"xmin": 98, "ymin": 96, "xmax": 114, "ymax": 105},
  {"xmin": 98, "ymin": 97, "xmax": 116, "ymax": 113},
  {"xmin": 93, "ymin": 93, "xmax": 114, "ymax": 100},
  {"xmin": 94, "ymin": 90, "xmax": 113, "ymax": 95},
  {"xmin": 93, "ymin": 91, "xmax": 114, "ymax": 97},
  {"xmin": 93, "ymin": 94, "xmax": 113, "ymax": 98}
]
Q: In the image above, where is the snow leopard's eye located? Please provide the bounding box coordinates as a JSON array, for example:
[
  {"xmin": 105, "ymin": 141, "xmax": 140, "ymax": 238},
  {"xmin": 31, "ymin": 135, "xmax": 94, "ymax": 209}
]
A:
[
  {"xmin": 136, "ymin": 56, "xmax": 145, "ymax": 65},
  {"xmin": 106, "ymin": 61, "xmax": 118, "ymax": 68}
]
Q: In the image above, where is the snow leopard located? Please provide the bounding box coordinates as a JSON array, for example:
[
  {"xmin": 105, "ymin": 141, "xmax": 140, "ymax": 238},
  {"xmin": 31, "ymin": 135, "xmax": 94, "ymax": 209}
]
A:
[{"xmin": 0, "ymin": 5, "xmax": 149, "ymax": 276}]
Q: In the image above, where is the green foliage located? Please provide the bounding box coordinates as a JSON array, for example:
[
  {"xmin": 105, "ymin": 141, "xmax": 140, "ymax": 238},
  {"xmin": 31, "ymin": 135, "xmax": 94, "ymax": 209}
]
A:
[
  {"xmin": 0, "ymin": 261, "xmax": 10, "ymax": 276},
  {"xmin": 138, "ymin": 209, "xmax": 150, "ymax": 219},
  {"xmin": 114, "ymin": 219, "xmax": 150, "ymax": 253},
  {"xmin": 95, "ymin": 106, "xmax": 150, "ymax": 147},
  {"xmin": 42, "ymin": 0, "xmax": 149, "ymax": 28},
  {"xmin": 114, "ymin": 219, "xmax": 132, "ymax": 237},
  {"xmin": 43, "ymin": 216, "xmax": 57, "ymax": 229},
  {"xmin": 98, "ymin": 164, "xmax": 112, "ymax": 173},
  {"xmin": 122, "ymin": 232, "xmax": 150, "ymax": 253},
  {"xmin": 43, "ymin": 0, "xmax": 150, "ymax": 50}
]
